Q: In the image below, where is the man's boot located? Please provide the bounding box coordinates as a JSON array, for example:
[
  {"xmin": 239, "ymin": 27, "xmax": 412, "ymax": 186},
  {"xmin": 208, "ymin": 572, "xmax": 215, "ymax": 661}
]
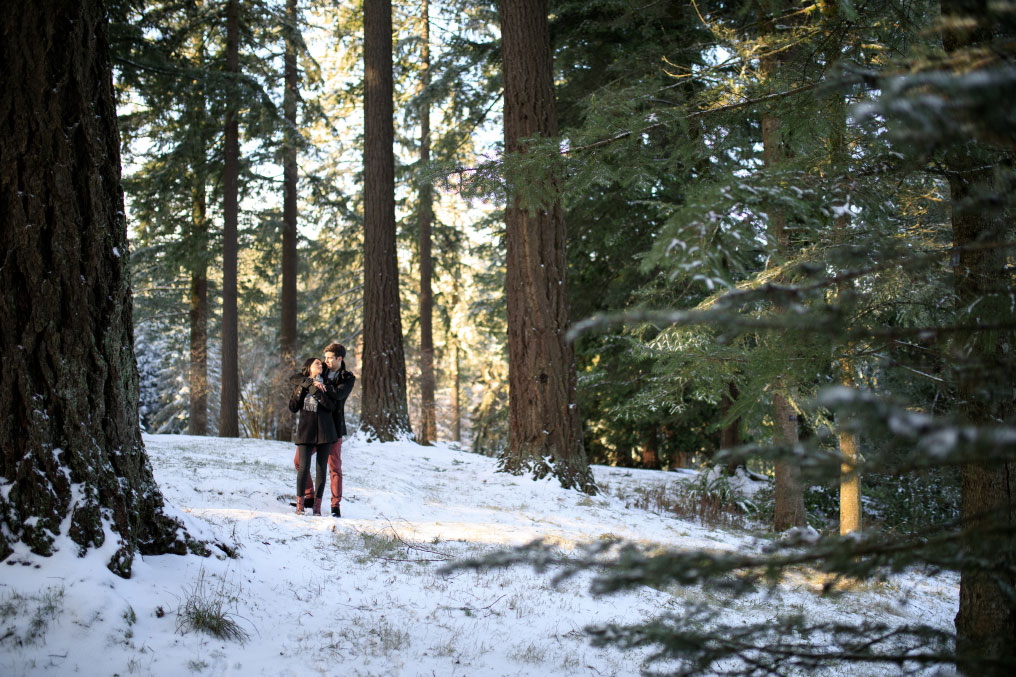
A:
[
  {"xmin": 295, "ymin": 496, "xmax": 305, "ymax": 515},
  {"xmin": 313, "ymin": 498, "xmax": 322, "ymax": 516}
]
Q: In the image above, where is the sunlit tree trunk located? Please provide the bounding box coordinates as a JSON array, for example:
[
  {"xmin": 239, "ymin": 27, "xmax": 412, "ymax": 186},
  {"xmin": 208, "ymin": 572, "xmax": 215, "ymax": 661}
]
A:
[
  {"xmin": 361, "ymin": 0, "xmax": 411, "ymax": 440},
  {"xmin": 825, "ymin": 35, "xmax": 861, "ymax": 535},
  {"xmin": 497, "ymin": 0, "xmax": 595, "ymax": 493},
  {"xmin": 417, "ymin": 0, "xmax": 437, "ymax": 445},
  {"xmin": 188, "ymin": 174, "xmax": 209, "ymax": 436},
  {"xmin": 277, "ymin": 0, "xmax": 299, "ymax": 441},
  {"xmin": 452, "ymin": 341, "xmax": 462, "ymax": 442},
  {"xmin": 219, "ymin": 0, "xmax": 240, "ymax": 437},
  {"xmin": 0, "ymin": 0, "xmax": 201, "ymax": 575}
]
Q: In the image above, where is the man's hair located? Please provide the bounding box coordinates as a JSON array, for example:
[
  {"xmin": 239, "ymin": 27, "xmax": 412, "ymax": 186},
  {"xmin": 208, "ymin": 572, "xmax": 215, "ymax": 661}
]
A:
[{"xmin": 324, "ymin": 343, "xmax": 346, "ymax": 358}]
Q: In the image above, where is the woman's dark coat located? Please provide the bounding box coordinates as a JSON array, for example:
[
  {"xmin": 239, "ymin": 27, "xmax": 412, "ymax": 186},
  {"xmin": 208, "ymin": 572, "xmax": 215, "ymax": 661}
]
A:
[{"xmin": 288, "ymin": 379, "xmax": 338, "ymax": 445}]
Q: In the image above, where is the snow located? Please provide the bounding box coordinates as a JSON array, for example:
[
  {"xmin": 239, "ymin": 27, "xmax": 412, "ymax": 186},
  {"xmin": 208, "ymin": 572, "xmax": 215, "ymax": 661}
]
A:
[{"xmin": 1, "ymin": 434, "xmax": 959, "ymax": 676}]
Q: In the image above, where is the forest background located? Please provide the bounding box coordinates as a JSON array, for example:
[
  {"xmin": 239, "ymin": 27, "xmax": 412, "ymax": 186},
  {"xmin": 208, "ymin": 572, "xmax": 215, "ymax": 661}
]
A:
[{"xmin": 5, "ymin": 0, "xmax": 1012, "ymax": 672}]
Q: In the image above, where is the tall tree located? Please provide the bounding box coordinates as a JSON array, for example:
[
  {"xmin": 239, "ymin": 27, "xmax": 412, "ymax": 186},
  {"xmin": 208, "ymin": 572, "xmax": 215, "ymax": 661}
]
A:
[
  {"xmin": 0, "ymin": 0, "xmax": 200, "ymax": 576},
  {"xmin": 361, "ymin": 0, "xmax": 411, "ymax": 440},
  {"xmin": 278, "ymin": 0, "xmax": 300, "ymax": 441},
  {"xmin": 941, "ymin": 0, "xmax": 1016, "ymax": 665},
  {"xmin": 497, "ymin": 0, "xmax": 594, "ymax": 492},
  {"xmin": 186, "ymin": 25, "xmax": 211, "ymax": 437},
  {"xmin": 760, "ymin": 1, "xmax": 806, "ymax": 532},
  {"xmin": 417, "ymin": 0, "xmax": 437, "ymax": 445},
  {"xmin": 219, "ymin": 0, "xmax": 240, "ymax": 438}
]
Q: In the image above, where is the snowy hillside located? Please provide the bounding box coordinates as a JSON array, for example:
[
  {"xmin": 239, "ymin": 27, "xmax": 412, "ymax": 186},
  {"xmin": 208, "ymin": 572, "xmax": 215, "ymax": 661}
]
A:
[{"xmin": 2, "ymin": 434, "xmax": 958, "ymax": 676}]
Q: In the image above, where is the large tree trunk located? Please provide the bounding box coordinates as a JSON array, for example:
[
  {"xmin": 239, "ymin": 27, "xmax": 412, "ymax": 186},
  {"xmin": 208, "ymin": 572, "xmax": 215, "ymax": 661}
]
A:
[
  {"xmin": 0, "ymin": 0, "xmax": 201, "ymax": 576},
  {"xmin": 361, "ymin": 0, "xmax": 411, "ymax": 441},
  {"xmin": 219, "ymin": 0, "xmax": 240, "ymax": 437},
  {"xmin": 277, "ymin": 0, "xmax": 299, "ymax": 441},
  {"xmin": 497, "ymin": 0, "xmax": 595, "ymax": 493},
  {"xmin": 417, "ymin": 0, "xmax": 437, "ymax": 445},
  {"xmin": 940, "ymin": 2, "xmax": 1016, "ymax": 667}
]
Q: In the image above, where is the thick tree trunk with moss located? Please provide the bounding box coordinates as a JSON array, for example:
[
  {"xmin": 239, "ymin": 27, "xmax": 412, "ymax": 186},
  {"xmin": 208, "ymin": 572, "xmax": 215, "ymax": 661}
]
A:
[
  {"xmin": 0, "ymin": 0, "xmax": 202, "ymax": 576},
  {"xmin": 361, "ymin": 0, "xmax": 412, "ymax": 441},
  {"xmin": 497, "ymin": 0, "xmax": 595, "ymax": 493}
]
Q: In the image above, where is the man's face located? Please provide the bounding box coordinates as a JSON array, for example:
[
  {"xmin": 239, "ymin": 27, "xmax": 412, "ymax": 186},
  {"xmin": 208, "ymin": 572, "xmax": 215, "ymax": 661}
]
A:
[{"xmin": 324, "ymin": 351, "xmax": 340, "ymax": 371}]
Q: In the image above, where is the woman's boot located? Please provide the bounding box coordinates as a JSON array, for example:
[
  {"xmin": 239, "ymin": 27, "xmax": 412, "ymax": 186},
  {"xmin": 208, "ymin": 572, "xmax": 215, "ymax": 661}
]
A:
[
  {"xmin": 295, "ymin": 496, "xmax": 304, "ymax": 515},
  {"xmin": 313, "ymin": 498, "xmax": 322, "ymax": 516}
]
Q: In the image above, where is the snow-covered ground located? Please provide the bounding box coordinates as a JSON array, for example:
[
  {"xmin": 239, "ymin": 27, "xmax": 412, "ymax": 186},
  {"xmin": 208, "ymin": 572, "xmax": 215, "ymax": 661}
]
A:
[{"xmin": 2, "ymin": 434, "xmax": 958, "ymax": 676}]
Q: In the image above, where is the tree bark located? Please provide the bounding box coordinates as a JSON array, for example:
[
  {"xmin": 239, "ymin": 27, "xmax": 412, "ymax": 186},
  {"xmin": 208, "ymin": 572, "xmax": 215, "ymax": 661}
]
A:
[
  {"xmin": 719, "ymin": 381, "xmax": 742, "ymax": 474},
  {"xmin": 188, "ymin": 174, "xmax": 208, "ymax": 436},
  {"xmin": 277, "ymin": 0, "xmax": 299, "ymax": 441},
  {"xmin": 417, "ymin": 0, "xmax": 437, "ymax": 445},
  {"xmin": 361, "ymin": 0, "xmax": 411, "ymax": 441},
  {"xmin": 497, "ymin": 0, "xmax": 595, "ymax": 493},
  {"xmin": 219, "ymin": 0, "xmax": 240, "ymax": 437},
  {"xmin": 0, "ymin": 0, "xmax": 202, "ymax": 576},
  {"xmin": 452, "ymin": 341, "xmax": 462, "ymax": 442},
  {"xmin": 939, "ymin": 2, "xmax": 1016, "ymax": 666},
  {"xmin": 761, "ymin": 0, "xmax": 805, "ymax": 531}
]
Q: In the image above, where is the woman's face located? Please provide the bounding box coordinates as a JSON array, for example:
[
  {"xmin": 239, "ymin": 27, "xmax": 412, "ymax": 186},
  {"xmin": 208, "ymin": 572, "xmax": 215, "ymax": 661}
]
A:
[{"xmin": 309, "ymin": 359, "xmax": 323, "ymax": 377}]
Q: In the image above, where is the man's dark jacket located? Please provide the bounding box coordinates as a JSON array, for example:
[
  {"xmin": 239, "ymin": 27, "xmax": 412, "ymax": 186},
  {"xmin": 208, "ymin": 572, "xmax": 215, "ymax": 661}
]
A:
[{"xmin": 323, "ymin": 364, "xmax": 355, "ymax": 437}]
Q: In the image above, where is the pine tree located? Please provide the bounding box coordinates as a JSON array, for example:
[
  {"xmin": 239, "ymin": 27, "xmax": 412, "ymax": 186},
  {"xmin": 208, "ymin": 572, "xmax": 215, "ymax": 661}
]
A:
[
  {"xmin": 219, "ymin": 0, "xmax": 241, "ymax": 438},
  {"xmin": 361, "ymin": 0, "xmax": 412, "ymax": 441},
  {"xmin": 497, "ymin": 0, "xmax": 595, "ymax": 492}
]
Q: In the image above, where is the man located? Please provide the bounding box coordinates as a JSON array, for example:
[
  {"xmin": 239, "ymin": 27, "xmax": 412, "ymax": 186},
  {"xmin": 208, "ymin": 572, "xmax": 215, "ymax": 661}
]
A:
[{"xmin": 294, "ymin": 343, "xmax": 356, "ymax": 516}]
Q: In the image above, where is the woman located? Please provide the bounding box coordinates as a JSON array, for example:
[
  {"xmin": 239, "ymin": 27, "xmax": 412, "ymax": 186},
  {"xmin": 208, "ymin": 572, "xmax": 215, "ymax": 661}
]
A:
[{"xmin": 288, "ymin": 357, "xmax": 337, "ymax": 515}]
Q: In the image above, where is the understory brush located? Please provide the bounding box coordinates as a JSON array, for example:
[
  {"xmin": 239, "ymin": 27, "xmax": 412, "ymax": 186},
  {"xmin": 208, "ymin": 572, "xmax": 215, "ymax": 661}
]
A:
[
  {"xmin": 176, "ymin": 567, "xmax": 250, "ymax": 642},
  {"xmin": 602, "ymin": 468, "xmax": 753, "ymax": 529}
]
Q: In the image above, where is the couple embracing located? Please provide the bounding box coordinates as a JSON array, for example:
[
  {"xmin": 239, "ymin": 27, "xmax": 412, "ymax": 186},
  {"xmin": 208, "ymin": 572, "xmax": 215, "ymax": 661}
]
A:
[{"xmin": 288, "ymin": 342, "xmax": 356, "ymax": 516}]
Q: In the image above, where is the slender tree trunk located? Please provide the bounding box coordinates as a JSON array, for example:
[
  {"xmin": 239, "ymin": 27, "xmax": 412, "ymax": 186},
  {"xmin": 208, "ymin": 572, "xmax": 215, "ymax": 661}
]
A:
[
  {"xmin": 277, "ymin": 0, "xmax": 299, "ymax": 441},
  {"xmin": 0, "ymin": 0, "xmax": 201, "ymax": 575},
  {"xmin": 761, "ymin": 1, "xmax": 805, "ymax": 531},
  {"xmin": 188, "ymin": 175, "xmax": 208, "ymax": 436},
  {"xmin": 641, "ymin": 431, "xmax": 660, "ymax": 470},
  {"xmin": 771, "ymin": 391, "xmax": 807, "ymax": 530},
  {"xmin": 821, "ymin": 37, "xmax": 862, "ymax": 534},
  {"xmin": 452, "ymin": 341, "xmax": 462, "ymax": 442},
  {"xmin": 219, "ymin": 0, "xmax": 240, "ymax": 437},
  {"xmin": 361, "ymin": 0, "xmax": 411, "ymax": 440},
  {"xmin": 719, "ymin": 381, "xmax": 742, "ymax": 474},
  {"xmin": 417, "ymin": 0, "xmax": 437, "ymax": 445},
  {"xmin": 187, "ymin": 31, "xmax": 209, "ymax": 437},
  {"xmin": 497, "ymin": 0, "xmax": 595, "ymax": 493}
]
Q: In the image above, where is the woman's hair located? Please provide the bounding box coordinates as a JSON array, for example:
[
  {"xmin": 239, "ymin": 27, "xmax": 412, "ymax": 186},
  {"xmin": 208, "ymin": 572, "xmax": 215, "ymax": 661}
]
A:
[
  {"xmin": 300, "ymin": 357, "xmax": 319, "ymax": 376},
  {"xmin": 324, "ymin": 342, "xmax": 346, "ymax": 358}
]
